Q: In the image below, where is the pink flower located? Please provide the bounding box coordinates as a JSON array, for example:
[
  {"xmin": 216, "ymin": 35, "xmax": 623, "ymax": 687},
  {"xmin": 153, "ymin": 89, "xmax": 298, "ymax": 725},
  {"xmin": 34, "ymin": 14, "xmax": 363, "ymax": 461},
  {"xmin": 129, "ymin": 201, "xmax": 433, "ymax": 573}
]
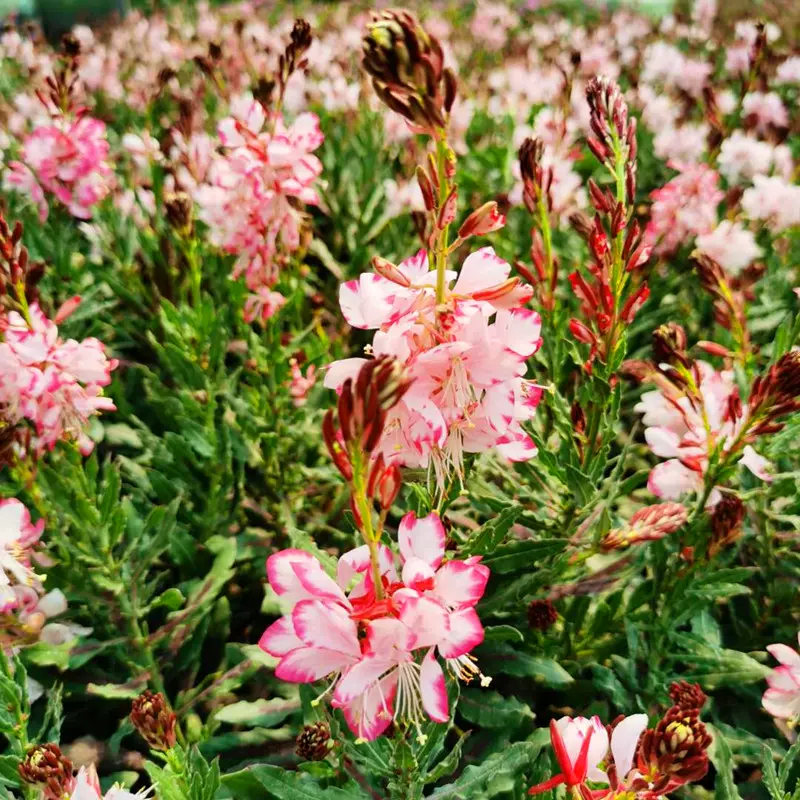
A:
[
  {"xmin": 528, "ymin": 714, "xmax": 649, "ymax": 796},
  {"xmin": 243, "ymin": 288, "xmax": 287, "ymax": 325},
  {"xmin": 636, "ymin": 361, "xmax": 771, "ymax": 502},
  {"xmin": 763, "ymin": 633, "xmax": 800, "ymax": 721},
  {"xmin": 288, "ymin": 359, "xmax": 317, "ymax": 407},
  {"xmin": 196, "ymin": 96, "xmax": 323, "ymax": 294},
  {"xmin": 646, "ymin": 163, "xmax": 723, "ymax": 255},
  {"xmin": 0, "ymin": 499, "xmax": 44, "ymax": 612},
  {"xmin": 0, "ymin": 303, "xmax": 117, "ymax": 455},
  {"xmin": 742, "ymin": 92, "xmax": 789, "ymax": 132},
  {"xmin": 742, "ymin": 176, "xmax": 800, "ymax": 233},
  {"xmin": 259, "ymin": 512, "xmax": 490, "ymax": 741},
  {"xmin": 4, "ymin": 115, "xmax": 112, "ymax": 221},
  {"xmin": 695, "ymin": 221, "xmax": 762, "ymax": 275},
  {"xmin": 325, "ymin": 248, "xmax": 542, "ymax": 487}
]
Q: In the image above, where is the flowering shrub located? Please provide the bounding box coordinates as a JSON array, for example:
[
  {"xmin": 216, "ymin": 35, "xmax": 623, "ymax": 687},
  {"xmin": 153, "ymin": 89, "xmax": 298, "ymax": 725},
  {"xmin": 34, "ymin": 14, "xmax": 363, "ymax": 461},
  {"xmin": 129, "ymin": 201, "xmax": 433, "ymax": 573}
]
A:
[{"xmin": 0, "ymin": 2, "xmax": 799, "ymax": 800}]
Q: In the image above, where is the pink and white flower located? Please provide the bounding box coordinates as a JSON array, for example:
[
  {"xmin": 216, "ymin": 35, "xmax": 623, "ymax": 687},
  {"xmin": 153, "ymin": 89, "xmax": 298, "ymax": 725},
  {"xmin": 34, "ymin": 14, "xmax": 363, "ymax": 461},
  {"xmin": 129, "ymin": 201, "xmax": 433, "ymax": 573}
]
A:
[
  {"xmin": 646, "ymin": 163, "xmax": 723, "ymax": 255},
  {"xmin": 0, "ymin": 303, "xmax": 118, "ymax": 455},
  {"xmin": 325, "ymin": 248, "xmax": 543, "ymax": 488},
  {"xmin": 0, "ymin": 499, "xmax": 44, "ymax": 612},
  {"xmin": 4, "ymin": 114, "xmax": 113, "ymax": 221},
  {"xmin": 763, "ymin": 633, "xmax": 800, "ymax": 721},
  {"xmin": 195, "ymin": 95, "xmax": 323, "ymax": 306},
  {"xmin": 259, "ymin": 512, "xmax": 490, "ymax": 741},
  {"xmin": 636, "ymin": 362, "xmax": 771, "ymax": 502}
]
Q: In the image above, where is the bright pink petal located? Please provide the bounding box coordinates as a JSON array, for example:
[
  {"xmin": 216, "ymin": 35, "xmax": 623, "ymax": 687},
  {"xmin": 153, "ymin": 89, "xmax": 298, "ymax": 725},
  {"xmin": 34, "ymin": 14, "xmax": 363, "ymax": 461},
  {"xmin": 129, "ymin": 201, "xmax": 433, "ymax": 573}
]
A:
[
  {"xmin": 276, "ymin": 646, "xmax": 356, "ymax": 683},
  {"xmin": 335, "ymin": 654, "xmax": 397, "ymax": 704},
  {"xmin": 438, "ymin": 607, "xmax": 485, "ymax": 659},
  {"xmin": 398, "ymin": 595, "xmax": 450, "ymax": 651},
  {"xmin": 420, "ymin": 649, "xmax": 449, "ymax": 723},
  {"xmin": 292, "ymin": 562, "xmax": 349, "ymax": 606},
  {"xmin": 291, "ymin": 600, "xmax": 361, "ymax": 658},
  {"xmin": 339, "ymin": 672, "xmax": 398, "ymax": 741},
  {"xmin": 434, "ymin": 560, "xmax": 490, "ymax": 609}
]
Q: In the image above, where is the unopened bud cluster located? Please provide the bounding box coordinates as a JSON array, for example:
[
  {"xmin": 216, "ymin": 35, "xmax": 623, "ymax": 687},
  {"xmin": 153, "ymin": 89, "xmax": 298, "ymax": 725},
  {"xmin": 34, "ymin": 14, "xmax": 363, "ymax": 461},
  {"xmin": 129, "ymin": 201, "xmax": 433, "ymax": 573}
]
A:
[
  {"xmin": 362, "ymin": 10, "xmax": 456, "ymax": 134},
  {"xmin": 323, "ymin": 357, "xmax": 411, "ymax": 519},
  {"xmin": 130, "ymin": 690, "xmax": 178, "ymax": 751},
  {"xmin": 19, "ymin": 744, "xmax": 73, "ymax": 800}
]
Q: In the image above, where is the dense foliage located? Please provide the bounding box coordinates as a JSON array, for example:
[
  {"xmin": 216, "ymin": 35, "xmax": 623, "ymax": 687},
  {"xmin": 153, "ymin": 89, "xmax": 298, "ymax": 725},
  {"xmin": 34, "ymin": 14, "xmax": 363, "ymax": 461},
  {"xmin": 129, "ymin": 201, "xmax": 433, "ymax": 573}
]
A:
[{"xmin": 0, "ymin": 1, "xmax": 799, "ymax": 799}]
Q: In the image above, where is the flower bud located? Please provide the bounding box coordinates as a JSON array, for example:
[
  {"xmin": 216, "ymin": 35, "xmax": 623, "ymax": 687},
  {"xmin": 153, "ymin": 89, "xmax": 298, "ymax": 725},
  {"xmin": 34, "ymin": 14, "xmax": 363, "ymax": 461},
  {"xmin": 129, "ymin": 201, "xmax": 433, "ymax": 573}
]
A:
[
  {"xmin": 378, "ymin": 463, "xmax": 403, "ymax": 510},
  {"xmin": 165, "ymin": 191, "xmax": 193, "ymax": 234},
  {"xmin": 19, "ymin": 744, "xmax": 73, "ymax": 800},
  {"xmin": 527, "ymin": 599, "xmax": 558, "ymax": 632},
  {"xmin": 652, "ymin": 323, "xmax": 689, "ymax": 367},
  {"xmin": 130, "ymin": 690, "xmax": 177, "ymax": 751},
  {"xmin": 296, "ymin": 721, "xmax": 332, "ymax": 761},
  {"xmin": 457, "ymin": 201, "xmax": 505, "ymax": 239},
  {"xmin": 669, "ymin": 681, "xmax": 707, "ymax": 711}
]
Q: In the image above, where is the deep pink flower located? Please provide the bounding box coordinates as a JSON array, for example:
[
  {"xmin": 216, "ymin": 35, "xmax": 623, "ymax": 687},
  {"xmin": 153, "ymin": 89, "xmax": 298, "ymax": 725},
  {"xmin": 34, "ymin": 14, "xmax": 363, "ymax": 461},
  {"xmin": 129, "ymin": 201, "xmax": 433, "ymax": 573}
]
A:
[
  {"xmin": 0, "ymin": 303, "xmax": 117, "ymax": 455},
  {"xmin": 4, "ymin": 115, "xmax": 112, "ymax": 221},
  {"xmin": 258, "ymin": 512, "xmax": 490, "ymax": 742}
]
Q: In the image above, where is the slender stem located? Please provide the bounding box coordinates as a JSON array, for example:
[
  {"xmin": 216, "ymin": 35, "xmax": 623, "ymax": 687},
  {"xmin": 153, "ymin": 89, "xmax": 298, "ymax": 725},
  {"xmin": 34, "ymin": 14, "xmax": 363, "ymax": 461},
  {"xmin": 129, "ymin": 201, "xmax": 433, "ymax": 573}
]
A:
[
  {"xmin": 434, "ymin": 135, "xmax": 451, "ymax": 307},
  {"xmin": 351, "ymin": 449, "xmax": 384, "ymax": 600},
  {"xmin": 15, "ymin": 279, "xmax": 33, "ymax": 327}
]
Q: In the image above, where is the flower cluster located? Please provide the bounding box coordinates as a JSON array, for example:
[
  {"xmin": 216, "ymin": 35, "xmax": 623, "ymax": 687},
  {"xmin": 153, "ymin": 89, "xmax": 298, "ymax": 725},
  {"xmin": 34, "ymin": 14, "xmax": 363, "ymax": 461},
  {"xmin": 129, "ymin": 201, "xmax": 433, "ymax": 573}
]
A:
[
  {"xmin": 0, "ymin": 302, "xmax": 117, "ymax": 456},
  {"xmin": 5, "ymin": 115, "xmax": 113, "ymax": 222},
  {"xmin": 195, "ymin": 97, "xmax": 324, "ymax": 321},
  {"xmin": 634, "ymin": 358, "xmax": 768, "ymax": 503},
  {"xmin": 259, "ymin": 510, "xmax": 489, "ymax": 741},
  {"xmin": 3, "ymin": 42, "xmax": 112, "ymax": 221},
  {"xmin": 325, "ymin": 247, "xmax": 543, "ymax": 487},
  {"xmin": 646, "ymin": 163, "xmax": 723, "ymax": 256},
  {"xmin": 632, "ymin": 329, "xmax": 800, "ymax": 504}
]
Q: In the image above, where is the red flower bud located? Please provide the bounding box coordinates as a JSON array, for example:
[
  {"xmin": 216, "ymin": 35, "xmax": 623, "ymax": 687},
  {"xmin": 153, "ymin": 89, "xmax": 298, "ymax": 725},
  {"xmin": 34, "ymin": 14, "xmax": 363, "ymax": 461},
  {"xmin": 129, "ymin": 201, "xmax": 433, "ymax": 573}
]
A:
[
  {"xmin": 569, "ymin": 318, "xmax": 597, "ymax": 344},
  {"xmin": 458, "ymin": 201, "xmax": 505, "ymax": 239}
]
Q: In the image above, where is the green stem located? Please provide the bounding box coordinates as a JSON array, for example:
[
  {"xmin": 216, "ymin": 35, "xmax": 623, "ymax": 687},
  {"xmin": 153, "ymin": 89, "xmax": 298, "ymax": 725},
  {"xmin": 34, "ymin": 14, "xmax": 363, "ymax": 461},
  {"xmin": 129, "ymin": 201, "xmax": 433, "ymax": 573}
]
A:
[
  {"xmin": 434, "ymin": 136, "xmax": 451, "ymax": 306},
  {"xmin": 350, "ymin": 450, "xmax": 384, "ymax": 600},
  {"xmin": 15, "ymin": 279, "xmax": 33, "ymax": 327}
]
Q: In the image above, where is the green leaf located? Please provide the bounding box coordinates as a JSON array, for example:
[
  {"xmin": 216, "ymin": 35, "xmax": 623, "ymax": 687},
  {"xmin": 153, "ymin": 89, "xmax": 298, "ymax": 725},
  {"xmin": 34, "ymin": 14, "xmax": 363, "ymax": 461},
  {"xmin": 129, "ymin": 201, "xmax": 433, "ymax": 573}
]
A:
[
  {"xmin": 429, "ymin": 741, "xmax": 542, "ymax": 798},
  {"xmin": 86, "ymin": 682, "xmax": 143, "ymax": 700},
  {"xmin": 479, "ymin": 644, "xmax": 574, "ymax": 686},
  {"xmin": 0, "ymin": 756, "xmax": 21, "ymax": 788},
  {"xmin": 213, "ymin": 698, "xmax": 300, "ymax": 728},
  {"xmin": 481, "ymin": 539, "xmax": 566, "ymax": 574},
  {"xmin": 458, "ymin": 689, "xmax": 535, "ymax": 729},
  {"xmin": 466, "ymin": 505, "xmax": 523, "ymax": 556},
  {"xmin": 709, "ymin": 727, "xmax": 743, "ymax": 800},
  {"xmin": 222, "ymin": 765, "xmax": 366, "ymax": 799},
  {"xmin": 482, "ymin": 625, "xmax": 525, "ymax": 644},
  {"xmin": 424, "ymin": 732, "xmax": 470, "ymax": 785}
]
